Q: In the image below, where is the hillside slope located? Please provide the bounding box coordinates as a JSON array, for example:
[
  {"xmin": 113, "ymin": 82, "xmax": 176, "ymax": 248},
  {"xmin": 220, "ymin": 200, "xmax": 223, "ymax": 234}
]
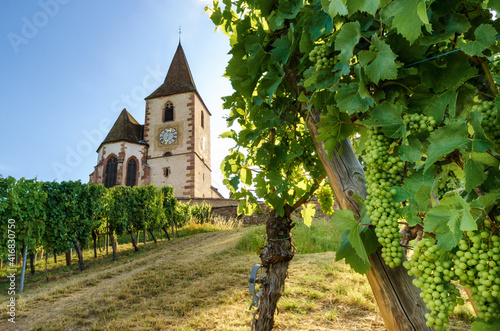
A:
[{"xmin": 1, "ymin": 228, "xmax": 389, "ymax": 330}]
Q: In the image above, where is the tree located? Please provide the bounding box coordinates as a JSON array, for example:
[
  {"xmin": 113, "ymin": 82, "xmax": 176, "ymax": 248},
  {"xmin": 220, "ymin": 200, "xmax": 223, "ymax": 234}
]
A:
[{"xmin": 208, "ymin": 0, "xmax": 500, "ymax": 329}]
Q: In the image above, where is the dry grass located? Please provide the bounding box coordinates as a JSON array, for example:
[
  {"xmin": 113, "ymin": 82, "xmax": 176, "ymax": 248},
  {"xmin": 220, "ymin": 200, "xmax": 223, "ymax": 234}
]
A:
[{"xmin": 0, "ymin": 225, "xmax": 473, "ymax": 330}]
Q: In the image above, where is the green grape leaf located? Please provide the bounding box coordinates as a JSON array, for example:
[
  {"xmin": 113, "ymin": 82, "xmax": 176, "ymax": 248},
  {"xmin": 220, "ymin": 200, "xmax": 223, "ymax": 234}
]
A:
[
  {"xmin": 383, "ymin": 0, "xmax": 426, "ymax": 44},
  {"xmin": 359, "ymin": 0, "xmax": 380, "ymax": 15},
  {"xmin": 266, "ymin": 194, "xmax": 285, "ymax": 216},
  {"xmin": 391, "ymin": 186, "xmax": 414, "ymax": 203},
  {"xmin": 359, "ymin": 36, "xmax": 398, "ymax": 84},
  {"xmin": 424, "ymin": 90, "xmax": 457, "ymax": 124},
  {"xmin": 415, "ymin": 184, "xmax": 432, "ymax": 211},
  {"xmin": 316, "ymin": 106, "xmax": 355, "ymax": 158},
  {"xmin": 464, "ymin": 158, "xmax": 487, "ymax": 193},
  {"xmin": 259, "ymin": 63, "xmax": 285, "ymax": 104},
  {"xmin": 458, "ymin": 24, "xmax": 497, "ymax": 57},
  {"xmin": 334, "ymin": 82, "xmax": 374, "ymax": 114},
  {"xmin": 487, "ymin": 0, "xmax": 500, "ymax": 12},
  {"xmin": 471, "ymin": 318, "xmax": 500, "ymax": 331},
  {"xmin": 323, "ymin": 0, "xmax": 348, "ymax": 17},
  {"xmin": 424, "ymin": 195, "xmax": 477, "ymax": 250},
  {"xmin": 335, "ymin": 239, "xmax": 371, "ymax": 274},
  {"xmin": 401, "ymin": 205, "xmax": 422, "ymax": 226},
  {"xmin": 364, "ymin": 102, "xmax": 404, "ymax": 138},
  {"xmin": 331, "ymin": 210, "xmax": 369, "ymax": 263},
  {"xmin": 301, "ymin": 203, "xmax": 316, "ymax": 227},
  {"xmin": 247, "ymin": 46, "xmax": 268, "ymax": 78},
  {"xmin": 446, "ymin": 12, "xmax": 471, "ymax": 34},
  {"xmin": 240, "ymin": 168, "xmax": 253, "ymax": 186},
  {"xmin": 399, "ymin": 136, "xmax": 423, "ymax": 163},
  {"xmin": 477, "ymin": 193, "xmax": 500, "ymax": 210},
  {"xmin": 423, "ymin": 122, "xmax": 470, "ymax": 172},
  {"xmin": 391, "ymin": 167, "xmax": 437, "ymax": 204},
  {"xmin": 270, "ymin": 35, "xmax": 292, "ymax": 65},
  {"xmin": 420, "ymin": 52, "xmax": 477, "ymax": 93},
  {"xmin": 335, "ymin": 22, "xmax": 361, "ymax": 64}
]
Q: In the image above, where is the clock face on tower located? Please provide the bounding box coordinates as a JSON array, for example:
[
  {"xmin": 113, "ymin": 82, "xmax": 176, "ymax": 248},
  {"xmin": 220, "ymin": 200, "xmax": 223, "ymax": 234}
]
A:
[{"xmin": 159, "ymin": 127, "xmax": 178, "ymax": 145}]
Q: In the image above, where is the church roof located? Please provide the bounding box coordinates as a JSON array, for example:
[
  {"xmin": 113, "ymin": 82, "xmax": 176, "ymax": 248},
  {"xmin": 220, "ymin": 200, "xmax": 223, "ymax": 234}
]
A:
[
  {"xmin": 97, "ymin": 109, "xmax": 146, "ymax": 151},
  {"xmin": 145, "ymin": 43, "xmax": 197, "ymax": 99}
]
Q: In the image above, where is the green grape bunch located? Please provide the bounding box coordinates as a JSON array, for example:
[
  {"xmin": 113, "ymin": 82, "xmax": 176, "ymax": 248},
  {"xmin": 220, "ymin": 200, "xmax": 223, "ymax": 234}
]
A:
[
  {"xmin": 317, "ymin": 185, "xmax": 335, "ymax": 216},
  {"xmin": 402, "ymin": 114, "xmax": 437, "ymax": 135},
  {"xmin": 364, "ymin": 127, "xmax": 404, "ymax": 268},
  {"xmin": 301, "ymin": 133, "xmax": 319, "ymax": 174},
  {"xmin": 454, "ymin": 230, "xmax": 500, "ymax": 321},
  {"xmin": 474, "ymin": 100, "xmax": 500, "ymax": 152},
  {"xmin": 403, "ymin": 239, "xmax": 462, "ymax": 330},
  {"xmin": 308, "ymin": 43, "xmax": 337, "ymax": 71}
]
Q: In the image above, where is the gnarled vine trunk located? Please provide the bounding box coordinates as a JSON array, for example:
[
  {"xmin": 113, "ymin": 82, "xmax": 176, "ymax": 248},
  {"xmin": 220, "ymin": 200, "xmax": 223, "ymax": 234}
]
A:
[
  {"xmin": 254, "ymin": 211, "xmax": 295, "ymax": 331},
  {"xmin": 306, "ymin": 110, "xmax": 431, "ymax": 331},
  {"xmin": 92, "ymin": 230, "xmax": 98, "ymax": 258},
  {"xmin": 109, "ymin": 227, "xmax": 117, "ymax": 261},
  {"xmin": 129, "ymin": 229, "xmax": 139, "ymax": 252},
  {"xmin": 148, "ymin": 229, "xmax": 157, "ymax": 244},
  {"xmin": 73, "ymin": 239, "xmax": 85, "ymax": 271},
  {"xmin": 162, "ymin": 225, "xmax": 171, "ymax": 240},
  {"xmin": 29, "ymin": 252, "xmax": 36, "ymax": 275}
]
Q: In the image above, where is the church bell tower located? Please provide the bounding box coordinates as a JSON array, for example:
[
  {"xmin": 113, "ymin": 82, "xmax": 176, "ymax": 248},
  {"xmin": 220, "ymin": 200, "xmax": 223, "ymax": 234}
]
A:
[{"xmin": 143, "ymin": 43, "xmax": 213, "ymax": 198}]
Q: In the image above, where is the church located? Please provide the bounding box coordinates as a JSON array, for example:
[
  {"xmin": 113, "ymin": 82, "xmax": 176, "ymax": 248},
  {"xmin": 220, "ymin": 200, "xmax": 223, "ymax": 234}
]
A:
[{"xmin": 89, "ymin": 42, "xmax": 223, "ymax": 199}]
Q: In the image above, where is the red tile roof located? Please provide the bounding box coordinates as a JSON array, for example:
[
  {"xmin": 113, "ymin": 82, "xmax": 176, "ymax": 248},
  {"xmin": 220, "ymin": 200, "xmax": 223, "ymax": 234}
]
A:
[{"xmin": 145, "ymin": 43, "xmax": 197, "ymax": 99}]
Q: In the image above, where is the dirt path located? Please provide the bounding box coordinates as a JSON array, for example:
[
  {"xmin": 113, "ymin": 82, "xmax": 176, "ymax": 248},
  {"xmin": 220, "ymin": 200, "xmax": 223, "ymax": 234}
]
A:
[{"xmin": 1, "ymin": 229, "xmax": 247, "ymax": 331}]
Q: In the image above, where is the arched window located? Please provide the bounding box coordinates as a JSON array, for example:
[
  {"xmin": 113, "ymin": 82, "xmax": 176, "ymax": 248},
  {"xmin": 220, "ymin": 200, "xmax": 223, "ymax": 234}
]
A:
[
  {"xmin": 164, "ymin": 152, "xmax": 172, "ymax": 157},
  {"xmin": 126, "ymin": 158, "xmax": 137, "ymax": 187},
  {"xmin": 104, "ymin": 157, "xmax": 118, "ymax": 188},
  {"xmin": 164, "ymin": 101, "xmax": 174, "ymax": 122},
  {"xmin": 201, "ymin": 110, "xmax": 204, "ymax": 128}
]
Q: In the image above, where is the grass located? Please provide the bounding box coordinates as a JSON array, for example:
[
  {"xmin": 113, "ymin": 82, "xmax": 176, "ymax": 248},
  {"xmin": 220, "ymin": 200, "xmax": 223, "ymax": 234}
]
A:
[
  {"xmin": 0, "ymin": 220, "xmax": 236, "ymax": 293},
  {"xmin": 236, "ymin": 216, "xmax": 340, "ymax": 255},
  {"xmin": 0, "ymin": 217, "xmax": 474, "ymax": 330}
]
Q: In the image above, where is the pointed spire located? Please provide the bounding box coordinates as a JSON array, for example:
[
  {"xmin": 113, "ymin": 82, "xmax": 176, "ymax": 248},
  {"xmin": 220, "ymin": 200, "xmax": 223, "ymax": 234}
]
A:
[
  {"xmin": 145, "ymin": 42, "xmax": 197, "ymax": 99},
  {"xmin": 98, "ymin": 109, "xmax": 145, "ymax": 151}
]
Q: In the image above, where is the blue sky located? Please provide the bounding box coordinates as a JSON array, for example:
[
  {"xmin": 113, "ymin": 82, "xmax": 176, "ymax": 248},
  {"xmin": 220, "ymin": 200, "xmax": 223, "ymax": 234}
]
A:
[{"xmin": 0, "ymin": 0, "xmax": 234, "ymax": 197}]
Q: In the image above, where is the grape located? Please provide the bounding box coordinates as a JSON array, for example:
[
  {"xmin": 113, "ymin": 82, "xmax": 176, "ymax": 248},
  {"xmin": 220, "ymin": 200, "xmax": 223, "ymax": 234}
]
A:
[
  {"xmin": 309, "ymin": 43, "xmax": 338, "ymax": 71},
  {"xmin": 317, "ymin": 184, "xmax": 335, "ymax": 215},
  {"xmin": 402, "ymin": 114, "xmax": 437, "ymax": 135},
  {"xmin": 364, "ymin": 127, "xmax": 404, "ymax": 267},
  {"xmin": 454, "ymin": 231, "xmax": 500, "ymax": 321},
  {"xmin": 301, "ymin": 133, "xmax": 319, "ymax": 174},
  {"xmin": 404, "ymin": 239, "xmax": 461, "ymax": 330},
  {"xmin": 473, "ymin": 99, "xmax": 500, "ymax": 153}
]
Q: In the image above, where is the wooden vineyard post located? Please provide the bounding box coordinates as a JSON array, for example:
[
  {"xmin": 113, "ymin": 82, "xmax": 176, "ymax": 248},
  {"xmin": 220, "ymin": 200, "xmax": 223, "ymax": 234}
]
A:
[{"xmin": 306, "ymin": 111, "xmax": 431, "ymax": 331}]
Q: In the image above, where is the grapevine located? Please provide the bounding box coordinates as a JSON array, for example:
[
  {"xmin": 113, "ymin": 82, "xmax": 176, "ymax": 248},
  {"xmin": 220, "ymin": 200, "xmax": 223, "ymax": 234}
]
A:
[{"xmin": 209, "ymin": 0, "xmax": 500, "ymax": 328}]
